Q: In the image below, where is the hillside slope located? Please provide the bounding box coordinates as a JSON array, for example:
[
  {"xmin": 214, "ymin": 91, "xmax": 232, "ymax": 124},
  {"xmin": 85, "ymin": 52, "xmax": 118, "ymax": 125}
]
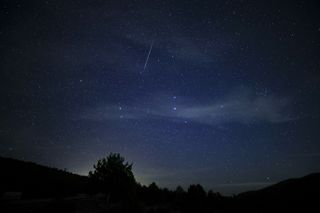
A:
[
  {"xmin": 0, "ymin": 156, "xmax": 91, "ymax": 198},
  {"xmin": 236, "ymin": 173, "xmax": 320, "ymax": 212}
]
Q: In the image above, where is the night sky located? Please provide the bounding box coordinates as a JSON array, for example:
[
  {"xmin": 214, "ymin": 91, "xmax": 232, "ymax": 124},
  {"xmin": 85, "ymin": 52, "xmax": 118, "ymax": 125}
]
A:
[{"xmin": 1, "ymin": 0, "xmax": 320, "ymax": 194}]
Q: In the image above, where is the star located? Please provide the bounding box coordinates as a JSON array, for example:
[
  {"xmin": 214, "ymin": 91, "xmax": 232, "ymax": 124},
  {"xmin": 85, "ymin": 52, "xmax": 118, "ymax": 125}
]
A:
[{"xmin": 1, "ymin": 0, "xmax": 319, "ymax": 196}]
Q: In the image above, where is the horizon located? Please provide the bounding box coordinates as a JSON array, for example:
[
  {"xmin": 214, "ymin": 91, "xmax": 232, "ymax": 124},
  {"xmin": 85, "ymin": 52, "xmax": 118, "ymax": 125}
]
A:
[
  {"xmin": 1, "ymin": 0, "xmax": 320, "ymax": 195},
  {"xmin": 1, "ymin": 155, "xmax": 306, "ymax": 195}
]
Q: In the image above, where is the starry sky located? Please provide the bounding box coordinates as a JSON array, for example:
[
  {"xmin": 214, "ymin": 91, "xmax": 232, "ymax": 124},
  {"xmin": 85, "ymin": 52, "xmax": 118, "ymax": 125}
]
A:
[{"xmin": 1, "ymin": 0, "xmax": 320, "ymax": 194}]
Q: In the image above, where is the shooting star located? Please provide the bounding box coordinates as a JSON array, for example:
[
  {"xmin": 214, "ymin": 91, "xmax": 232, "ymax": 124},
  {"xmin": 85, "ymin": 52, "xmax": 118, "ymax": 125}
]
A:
[{"xmin": 142, "ymin": 40, "xmax": 154, "ymax": 72}]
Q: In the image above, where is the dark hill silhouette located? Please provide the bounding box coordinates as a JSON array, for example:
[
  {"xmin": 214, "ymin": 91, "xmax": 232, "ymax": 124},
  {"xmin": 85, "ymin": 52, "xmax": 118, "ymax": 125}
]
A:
[
  {"xmin": 236, "ymin": 173, "xmax": 320, "ymax": 212},
  {"xmin": 0, "ymin": 156, "xmax": 93, "ymax": 199},
  {"xmin": 1, "ymin": 156, "xmax": 319, "ymax": 213},
  {"xmin": 239, "ymin": 173, "xmax": 320, "ymax": 198}
]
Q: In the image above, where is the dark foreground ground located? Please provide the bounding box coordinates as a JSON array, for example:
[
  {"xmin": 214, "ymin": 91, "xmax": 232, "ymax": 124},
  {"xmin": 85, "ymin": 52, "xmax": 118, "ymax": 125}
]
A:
[
  {"xmin": 1, "ymin": 191, "xmax": 319, "ymax": 213},
  {"xmin": 1, "ymin": 194, "xmax": 109, "ymax": 213},
  {"xmin": 1, "ymin": 157, "xmax": 319, "ymax": 213}
]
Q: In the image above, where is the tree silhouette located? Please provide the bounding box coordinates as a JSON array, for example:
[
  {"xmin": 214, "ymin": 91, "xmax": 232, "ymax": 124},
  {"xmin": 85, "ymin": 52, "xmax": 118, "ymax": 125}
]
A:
[
  {"xmin": 175, "ymin": 185, "xmax": 185, "ymax": 194},
  {"xmin": 89, "ymin": 153, "xmax": 136, "ymax": 202},
  {"xmin": 187, "ymin": 184, "xmax": 207, "ymax": 212},
  {"xmin": 188, "ymin": 184, "xmax": 206, "ymax": 199}
]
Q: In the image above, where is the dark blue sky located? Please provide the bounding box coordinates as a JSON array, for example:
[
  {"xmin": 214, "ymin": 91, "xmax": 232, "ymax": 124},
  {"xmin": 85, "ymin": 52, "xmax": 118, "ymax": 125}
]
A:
[{"xmin": 1, "ymin": 0, "xmax": 320, "ymax": 194}]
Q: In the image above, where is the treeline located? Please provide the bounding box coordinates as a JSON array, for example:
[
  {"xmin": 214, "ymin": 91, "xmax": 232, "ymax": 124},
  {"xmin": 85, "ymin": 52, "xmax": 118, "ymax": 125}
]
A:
[
  {"xmin": 135, "ymin": 182, "xmax": 232, "ymax": 212},
  {"xmin": 87, "ymin": 153, "xmax": 234, "ymax": 212},
  {"xmin": 1, "ymin": 155, "xmax": 319, "ymax": 212}
]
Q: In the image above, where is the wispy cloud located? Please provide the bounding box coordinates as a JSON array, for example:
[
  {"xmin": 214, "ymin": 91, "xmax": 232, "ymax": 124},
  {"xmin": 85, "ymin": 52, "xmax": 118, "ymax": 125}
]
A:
[
  {"xmin": 79, "ymin": 105, "xmax": 147, "ymax": 121},
  {"xmin": 78, "ymin": 89, "xmax": 295, "ymax": 125},
  {"xmin": 174, "ymin": 94, "xmax": 293, "ymax": 124}
]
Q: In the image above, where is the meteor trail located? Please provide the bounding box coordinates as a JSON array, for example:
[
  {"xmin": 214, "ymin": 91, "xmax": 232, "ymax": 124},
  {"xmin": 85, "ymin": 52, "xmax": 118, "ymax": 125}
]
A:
[{"xmin": 143, "ymin": 41, "xmax": 154, "ymax": 71}]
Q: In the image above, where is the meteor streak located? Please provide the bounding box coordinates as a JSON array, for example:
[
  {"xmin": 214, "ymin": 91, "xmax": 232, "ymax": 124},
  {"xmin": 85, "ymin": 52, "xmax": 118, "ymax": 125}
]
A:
[{"xmin": 143, "ymin": 41, "xmax": 154, "ymax": 71}]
